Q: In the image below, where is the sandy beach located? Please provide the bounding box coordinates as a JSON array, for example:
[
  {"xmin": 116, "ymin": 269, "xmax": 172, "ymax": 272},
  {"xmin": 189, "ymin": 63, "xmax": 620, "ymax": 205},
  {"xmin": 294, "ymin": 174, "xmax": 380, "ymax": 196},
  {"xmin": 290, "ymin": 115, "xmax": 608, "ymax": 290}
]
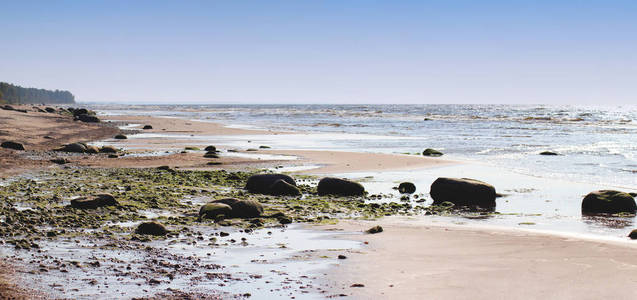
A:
[{"xmin": 1, "ymin": 107, "xmax": 637, "ymax": 299}]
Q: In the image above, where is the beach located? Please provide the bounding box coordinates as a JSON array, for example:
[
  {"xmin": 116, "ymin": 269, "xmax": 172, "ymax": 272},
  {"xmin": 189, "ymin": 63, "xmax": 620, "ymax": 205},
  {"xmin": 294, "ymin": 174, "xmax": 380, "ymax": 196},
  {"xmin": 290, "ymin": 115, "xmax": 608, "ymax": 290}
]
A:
[{"xmin": 1, "ymin": 104, "xmax": 637, "ymax": 299}]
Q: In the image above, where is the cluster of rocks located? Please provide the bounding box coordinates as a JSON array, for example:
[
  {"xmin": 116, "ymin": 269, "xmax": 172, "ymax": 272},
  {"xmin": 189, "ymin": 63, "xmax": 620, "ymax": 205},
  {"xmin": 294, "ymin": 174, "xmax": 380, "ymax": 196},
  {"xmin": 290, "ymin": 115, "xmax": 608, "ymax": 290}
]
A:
[
  {"xmin": 55, "ymin": 142, "xmax": 118, "ymax": 155},
  {"xmin": 69, "ymin": 107, "xmax": 101, "ymax": 123}
]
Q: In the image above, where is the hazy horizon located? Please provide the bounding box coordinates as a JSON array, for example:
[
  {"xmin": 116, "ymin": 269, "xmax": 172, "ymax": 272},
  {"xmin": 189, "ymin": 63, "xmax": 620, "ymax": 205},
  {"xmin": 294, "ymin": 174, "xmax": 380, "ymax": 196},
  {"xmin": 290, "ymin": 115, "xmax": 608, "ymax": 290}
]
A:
[{"xmin": 2, "ymin": 1, "xmax": 636, "ymax": 105}]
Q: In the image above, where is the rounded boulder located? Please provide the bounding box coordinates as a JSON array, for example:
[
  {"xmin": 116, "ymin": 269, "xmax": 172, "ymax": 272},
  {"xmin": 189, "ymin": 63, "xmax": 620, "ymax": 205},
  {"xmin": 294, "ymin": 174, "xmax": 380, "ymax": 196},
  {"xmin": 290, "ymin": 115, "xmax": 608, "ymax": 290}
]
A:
[
  {"xmin": 245, "ymin": 174, "xmax": 296, "ymax": 194},
  {"xmin": 430, "ymin": 177, "xmax": 496, "ymax": 208},
  {"xmin": 581, "ymin": 190, "xmax": 636, "ymax": 214},
  {"xmin": 317, "ymin": 177, "xmax": 365, "ymax": 197}
]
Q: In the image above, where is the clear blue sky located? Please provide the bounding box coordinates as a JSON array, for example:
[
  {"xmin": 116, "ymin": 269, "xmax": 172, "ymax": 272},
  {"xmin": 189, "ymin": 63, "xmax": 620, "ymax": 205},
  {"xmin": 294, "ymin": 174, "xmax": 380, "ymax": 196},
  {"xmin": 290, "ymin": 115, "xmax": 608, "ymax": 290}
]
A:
[{"xmin": 1, "ymin": 0, "xmax": 636, "ymax": 104}]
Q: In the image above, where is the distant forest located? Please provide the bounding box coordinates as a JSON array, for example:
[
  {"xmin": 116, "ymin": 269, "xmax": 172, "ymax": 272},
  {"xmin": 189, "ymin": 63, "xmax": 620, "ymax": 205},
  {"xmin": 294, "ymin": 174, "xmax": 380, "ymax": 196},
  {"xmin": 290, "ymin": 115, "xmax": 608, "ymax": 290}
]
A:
[{"xmin": 0, "ymin": 82, "xmax": 75, "ymax": 104}]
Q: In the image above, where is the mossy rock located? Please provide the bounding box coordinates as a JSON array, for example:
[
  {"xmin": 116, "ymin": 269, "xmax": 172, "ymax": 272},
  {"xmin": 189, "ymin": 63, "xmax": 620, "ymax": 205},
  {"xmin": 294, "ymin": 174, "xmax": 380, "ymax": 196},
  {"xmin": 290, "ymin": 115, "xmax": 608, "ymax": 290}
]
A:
[
  {"xmin": 204, "ymin": 152, "xmax": 219, "ymax": 158},
  {"xmin": 210, "ymin": 198, "xmax": 263, "ymax": 218},
  {"xmin": 269, "ymin": 179, "xmax": 301, "ymax": 196},
  {"xmin": 422, "ymin": 148, "xmax": 443, "ymax": 157},
  {"xmin": 135, "ymin": 222, "xmax": 168, "ymax": 236},
  {"xmin": 56, "ymin": 142, "xmax": 87, "ymax": 153},
  {"xmin": 398, "ymin": 182, "xmax": 416, "ymax": 194},
  {"xmin": 71, "ymin": 193, "xmax": 118, "ymax": 209},
  {"xmin": 199, "ymin": 203, "xmax": 232, "ymax": 219},
  {"xmin": 581, "ymin": 190, "xmax": 636, "ymax": 214},
  {"xmin": 204, "ymin": 145, "xmax": 217, "ymax": 152},
  {"xmin": 185, "ymin": 146, "xmax": 200, "ymax": 151},
  {"xmin": 629, "ymin": 229, "xmax": 637, "ymax": 240},
  {"xmin": 317, "ymin": 177, "xmax": 365, "ymax": 197},
  {"xmin": 246, "ymin": 174, "xmax": 296, "ymax": 195}
]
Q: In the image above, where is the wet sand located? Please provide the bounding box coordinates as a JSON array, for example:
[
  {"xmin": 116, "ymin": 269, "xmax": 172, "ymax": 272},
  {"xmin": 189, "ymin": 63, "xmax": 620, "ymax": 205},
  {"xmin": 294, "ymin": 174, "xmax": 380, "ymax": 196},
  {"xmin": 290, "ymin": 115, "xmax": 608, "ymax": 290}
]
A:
[{"xmin": 322, "ymin": 217, "xmax": 637, "ymax": 300}]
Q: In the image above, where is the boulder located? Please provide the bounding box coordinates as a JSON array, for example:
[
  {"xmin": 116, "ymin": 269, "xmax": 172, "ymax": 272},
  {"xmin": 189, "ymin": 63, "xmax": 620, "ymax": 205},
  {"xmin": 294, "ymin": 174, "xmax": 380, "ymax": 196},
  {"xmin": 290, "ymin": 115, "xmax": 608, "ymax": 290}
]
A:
[
  {"xmin": 422, "ymin": 148, "xmax": 443, "ymax": 157},
  {"xmin": 142, "ymin": 125, "xmax": 153, "ymax": 130},
  {"xmin": 269, "ymin": 179, "xmax": 301, "ymax": 196},
  {"xmin": 77, "ymin": 114, "xmax": 100, "ymax": 123},
  {"xmin": 50, "ymin": 158, "xmax": 70, "ymax": 164},
  {"xmin": 1, "ymin": 105, "xmax": 15, "ymax": 111},
  {"xmin": 366, "ymin": 225, "xmax": 383, "ymax": 234},
  {"xmin": 114, "ymin": 134, "xmax": 127, "ymax": 139},
  {"xmin": 317, "ymin": 177, "xmax": 365, "ymax": 197},
  {"xmin": 259, "ymin": 145, "xmax": 271, "ymax": 149},
  {"xmin": 72, "ymin": 108, "xmax": 89, "ymax": 116},
  {"xmin": 629, "ymin": 229, "xmax": 637, "ymax": 240},
  {"xmin": 56, "ymin": 142, "xmax": 87, "ymax": 153},
  {"xmin": 210, "ymin": 198, "xmax": 263, "ymax": 218},
  {"xmin": 540, "ymin": 151, "xmax": 559, "ymax": 156},
  {"xmin": 45, "ymin": 107, "xmax": 56, "ymax": 113},
  {"xmin": 85, "ymin": 145, "xmax": 100, "ymax": 154},
  {"xmin": 1, "ymin": 141, "xmax": 25, "ymax": 151},
  {"xmin": 245, "ymin": 174, "xmax": 296, "ymax": 194},
  {"xmin": 199, "ymin": 203, "xmax": 233, "ymax": 219},
  {"xmin": 581, "ymin": 190, "xmax": 636, "ymax": 214},
  {"xmin": 203, "ymin": 152, "xmax": 219, "ymax": 158},
  {"xmin": 204, "ymin": 145, "xmax": 217, "ymax": 152},
  {"xmin": 398, "ymin": 182, "xmax": 416, "ymax": 194},
  {"xmin": 135, "ymin": 222, "xmax": 168, "ymax": 236},
  {"xmin": 430, "ymin": 177, "xmax": 496, "ymax": 208},
  {"xmin": 99, "ymin": 146, "xmax": 118, "ymax": 153},
  {"xmin": 71, "ymin": 194, "xmax": 118, "ymax": 209}
]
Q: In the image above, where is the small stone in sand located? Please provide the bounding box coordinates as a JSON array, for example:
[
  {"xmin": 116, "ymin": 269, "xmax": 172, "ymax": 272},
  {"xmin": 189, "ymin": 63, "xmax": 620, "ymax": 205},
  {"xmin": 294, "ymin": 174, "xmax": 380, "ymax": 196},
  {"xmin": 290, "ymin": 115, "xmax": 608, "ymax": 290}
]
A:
[{"xmin": 338, "ymin": 255, "xmax": 347, "ymax": 259}]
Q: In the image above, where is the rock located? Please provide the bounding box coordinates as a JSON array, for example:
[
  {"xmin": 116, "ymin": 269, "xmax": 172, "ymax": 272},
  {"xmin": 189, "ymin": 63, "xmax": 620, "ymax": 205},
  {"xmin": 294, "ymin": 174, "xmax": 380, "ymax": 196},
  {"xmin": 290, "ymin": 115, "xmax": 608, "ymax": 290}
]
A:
[
  {"xmin": 629, "ymin": 229, "xmax": 637, "ymax": 240},
  {"xmin": 210, "ymin": 198, "xmax": 263, "ymax": 218},
  {"xmin": 99, "ymin": 146, "xmax": 118, "ymax": 153},
  {"xmin": 142, "ymin": 125, "xmax": 153, "ymax": 130},
  {"xmin": 1, "ymin": 141, "xmax": 25, "ymax": 150},
  {"xmin": 204, "ymin": 145, "xmax": 217, "ymax": 152},
  {"xmin": 581, "ymin": 190, "xmax": 636, "ymax": 214},
  {"xmin": 157, "ymin": 165, "xmax": 175, "ymax": 172},
  {"xmin": 259, "ymin": 145, "xmax": 271, "ymax": 149},
  {"xmin": 245, "ymin": 174, "xmax": 296, "ymax": 194},
  {"xmin": 366, "ymin": 225, "xmax": 383, "ymax": 234},
  {"xmin": 77, "ymin": 114, "xmax": 100, "ymax": 123},
  {"xmin": 71, "ymin": 194, "xmax": 118, "ymax": 209},
  {"xmin": 1, "ymin": 105, "xmax": 15, "ymax": 111},
  {"xmin": 398, "ymin": 182, "xmax": 416, "ymax": 194},
  {"xmin": 317, "ymin": 177, "xmax": 365, "ymax": 196},
  {"xmin": 430, "ymin": 177, "xmax": 496, "ymax": 208},
  {"xmin": 184, "ymin": 146, "xmax": 200, "ymax": 150},
  {"xmin": 540, "ymin": 151, "xmax": 559, "ymax": 156},
  {"xmin": 72, "ymin": 108, "xmax": 88, "ymax": 116},
  {"xmin": 85, "ymin": 145, "xmax": 99, "ymax": 154},
  {"xmin": 56, "ymin": 142, "xmax": 87, "ymax": 153},
  {"xmin": 108, "ymin": 154, "xmax": 119, "ymax": 158},
  {"xmin": 278, "ymin": 215, "xmax": 293, "ymax": 224},
  {"xmin": 45, "ymin": 107, "xmax": 56, "ymax": 113},
  {"xmin": 135, "ymin": 222, "xmax": 168, "ymax": 236},
  {"xmin": 422, "ymin": 148, "xmax": 443, "ymax": 157},
  {"xmin": 269, "ymin": 179, "xmax": 301, "ymax": 196},
  {"xmin": 350, "ymin": 284, "xmax": 365, "ymax": 288},
  {"xmin": 631, "ymin": 193, "xmax": 637, "ymax": 198},
  {"xmin": 203, "ymin": 152, "xmax": 219, "ymax": 158},
  {"xmin": 50, "ymin": 158, "xmax": 70, "ymax": 164},
  {"xmin": 199, "ymin": 203, "xmax": 233, "ymax": 219},
  {"xmin": 246, "ymin": 148, "xmax": 258, "ymax": 151},
  {"xmin": 338, "ymin": 255, "xmax": 347, "ymax": 259},
  {"xmin": 114, "ymin": 134, "xmax": 127, "ymax": 139},
  {"xmin": 207, "ymin": 161, "xmax": 222, "ymax": 165}
]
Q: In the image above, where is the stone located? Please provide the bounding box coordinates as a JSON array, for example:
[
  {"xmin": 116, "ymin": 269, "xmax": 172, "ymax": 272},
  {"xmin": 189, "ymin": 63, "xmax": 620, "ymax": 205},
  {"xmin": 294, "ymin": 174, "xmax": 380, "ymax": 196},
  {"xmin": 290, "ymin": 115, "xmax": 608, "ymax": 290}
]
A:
[
  {"xmin": 540, "ymin": 151, "xmax": 559, "ymax": 156},
  {"xmin": 245, "ymin": 174, "xmax": 296, "ymax": 194},
  {"xmin": 85, "ymin": 145, "xmax": 100, "ymax": 154},
  {"xmin": 398, "ymin": 182, "xmax": 416, "ymax": 194},
  {"xmin": 77, "ymin": 114, "xmax": 100, "ymax": 123},
  {"xmin": 269, "ymin": 179, "xmax": 301, "ymax": 196},
  {"xmin": 99, "ymin": 146, "xmax": 118, "ymax": 153},
  {"xmin": 210, "ymin": 198, "xmax": 263, "ymax": 218},
  {"xmin": 114, "ymin": 134, "xmax": 127, "ymax": 139},
  {"xmin": 135, "ymin": 222, "xmax": 168, "ymax": 236},
  {"xmin": 581, "ymin": 190, "xmax": 636, "ymax": 214},
  {"xmin": 422, "ymin": 148, "xmax": 443, "ymax": 157},
  {"xmin": 366, "ymin": 225, "xmax": 383, "ymax": 234},
  {"xmin": 317, "ymin": 177, "xmax": 365, "ymax": 196},
  {"xmin": 71, "ymin": 194, "xmax": 118, "ymax": 209},
  {"xmin": 1, "ymin": 141, "xmax": 25, "ymax": 151},
  {"xmin": 203, "ymin": 152, "xmax": 219, "ymax": 158},
  {"xmin": 199, "ymin": 203, "xmax": 233, "ymax": 219},
  {"xmin": 45, "ymin": 107, "xmax": 56, "ymax": 113},
  {"xmin": 204, "ymin": 145, "xmax": 217, "ymax": 152},
  {"xmin": 430, "ymin": 177, "xmax": 496, "ymax": 208},
  {"xmin": 629, "ymin": 229, "xmax": 637, "ymax": 240},
  {"xmin": 50, "ymin": 158, "xmax": 70, "ymax": 164},
  {"xmin": 142, "ymin": 125, "xmax": 153, "ymax": 130},
  {"xmin": 56, "ymin": 143, "xmax": 87, "ymax": 153}
]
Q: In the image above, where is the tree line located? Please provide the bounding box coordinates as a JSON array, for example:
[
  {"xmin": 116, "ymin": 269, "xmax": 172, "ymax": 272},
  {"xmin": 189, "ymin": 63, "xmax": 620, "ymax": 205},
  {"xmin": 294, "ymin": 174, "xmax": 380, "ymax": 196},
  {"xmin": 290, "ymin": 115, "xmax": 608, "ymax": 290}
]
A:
[{"xmin": 0, "ymin": 82, "xmax": 75, "ymax": 104}]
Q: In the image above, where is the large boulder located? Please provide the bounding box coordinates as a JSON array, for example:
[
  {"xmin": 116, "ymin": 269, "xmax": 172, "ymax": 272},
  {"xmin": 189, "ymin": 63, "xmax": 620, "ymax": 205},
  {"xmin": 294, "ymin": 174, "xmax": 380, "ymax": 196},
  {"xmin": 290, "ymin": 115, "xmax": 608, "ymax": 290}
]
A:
[
  {"xmin": 85, "ymin": 145, "xmax": 100, "ymax": 154},
  {"xmin": 99, "ymin": 146, "xmax": 118, "ymax": 153},
  {"xmin": 56, "ymin": 142, "xmax": 87, "ymax": 153},
  {"xmin": 199, "ymin": 203, "xmax": 233, "ymax": 219},
  {"xmin": 245, "ymin": 174, "xmax": 296, "ymax": 194},
  {"xmin": 210, "ymin": 198, "xmax": 263, "ymax": 218},
  {"xmin": 142, "ymin": 125, "xmax": 153, "ymax": 130},
  {"xmin": 72, "ymin": 108, "xmax": 89, "ymax": 116},
  {"xmin": 581, "ymin": 190, "xmax": 636, "ymax": 214},
  {"xmin": 398, "ymin": 182, "xmax": 416, "ymax": 194},
  {"xmin": 1, "ymin": 141, "xmax": 25, "ymax": 151},
  {"xmin": 540, "ymin": 151, "xmax": 559, "ymax": 156},
  {"xmin": 71, "ymin": 194, "xmax": 118, "ymax": 209},
  {"xmin": 430, "ymin": 177, "xmax": 496, "ymax": 208},
  {"xmin": 317, "ymin": 177, "xmax": 365, "ymax": 197},
  {"xmin": 77, "ymin": 114, "xmax": 100, "ymax": 123},
  {"xmin": 269, "ymin": 179, "xmax": 301, "ymax": 196},
  {"xmin": 114, "ymin": 134, "xmax": 127, "ymax": 139},
  {"xmin": 135, "ymin": 222, "xmax": 168, "ymax": 236},
  {"xmin": 422, "ymin": 148, "xmax": 443, "ymax": 157},
  {"xmin": 204, "ymin": 145, "xmax": 217, "ymax": 152}
]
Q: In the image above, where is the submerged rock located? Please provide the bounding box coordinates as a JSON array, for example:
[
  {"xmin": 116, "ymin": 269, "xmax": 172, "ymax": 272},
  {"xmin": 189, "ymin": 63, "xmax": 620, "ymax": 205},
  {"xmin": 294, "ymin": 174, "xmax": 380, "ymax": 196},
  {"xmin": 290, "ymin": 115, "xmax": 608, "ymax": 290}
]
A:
[
  {"xmin": 398, "ymin": 182, "xmax": 416, "ymax": 194},
  {"xmin": 210, "ymin": 198, "xmax": 263, "ymax": 218},
  {"xmin": 540, "ymin": 151, "xmax": 559, "ymax": 156},
  {"xmin": 269, "ymin": 179, "xmax": 301, "ymax": 196},
  {"xmin": 422, "ymin": 148, "xmax": 443, "ymax": 157},
  {"xmin": 114, "ymin": 134, "xmax": 127, "ymax": 139},
  {"xmin": 629, "ymin": 229, "xmax": 637, "ymax": 240},
  {"xmin": 245, "ymin": 174, "xmax": 296, "ymax": 194},
  {"xmin": 1, "ymin": 141, "xmax": 25, "ymax": 151},
  {"xmin": 71, "ymin": 194, "xmax": 118, "ymax": 209},
  {"xmin": 430, "ymin": 177, "xmax": 496, "ymax": 208},
  {"xmin": 581, "ymin": 190, "xmax": 636, "ymax": 214},
  {"xmin": 317, "ymin": 177, "xmax": 365, "ymax": 196},
  {"xmin": 135, "ymin": 222, "xmax": 168, "ymax": 236},
  {"xmin": 199, "ymin": 203, "xmax": 233, "ymax": 219},
  {"xmin": 142, "ymin": 125, "xmax": 153, "ymax": 130}
]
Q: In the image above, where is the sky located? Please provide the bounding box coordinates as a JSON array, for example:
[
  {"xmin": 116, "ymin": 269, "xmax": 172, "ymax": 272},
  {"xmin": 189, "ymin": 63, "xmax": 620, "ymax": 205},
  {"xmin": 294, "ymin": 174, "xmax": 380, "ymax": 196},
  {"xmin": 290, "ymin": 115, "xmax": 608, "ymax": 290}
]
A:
[{"xmin": 1, "ymin": 0, "xmax": 636, "ymax": 104}]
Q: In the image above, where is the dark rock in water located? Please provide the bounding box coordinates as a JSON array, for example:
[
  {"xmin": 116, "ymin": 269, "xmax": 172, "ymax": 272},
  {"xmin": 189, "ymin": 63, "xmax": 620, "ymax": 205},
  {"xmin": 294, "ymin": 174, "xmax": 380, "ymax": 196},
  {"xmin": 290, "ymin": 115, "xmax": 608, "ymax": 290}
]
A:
[
  {"xmin": 581, "ymin": 190, "xmax": 636, "ymax": 214},
  {"xmin": 422, "ymin": 148, "xmax": 443, "ymax": 157},
  {"xmin": 135, "ymin": 222, "xmax": 168, "ymax": 236},
  {"xmin": 85, "ymin": 145, "xmax": 99, "ymax": 154},
  {"xmin": 77, "ymin": 114, "xmax": 100, "ymax": 123},
  {"xmin": 210, "ymin": 198, "xmax": 263, "ymax": 218},
  {"xmin": 398, "ymin": 182, "xmax": 416, "ymax": 194},
  {"xmin": 203, "ymin": 152, "xmax": 219, "ymax": 158},
  {"xmin": 1, "ymin": 105, "xmax": 15, "ymax": 111},
  {"xmin": 246, "ymin": 174, "xmax": 296, "ymax": 194},
  {"xmin": 246, "ymin": 148, "xmax": 258, "ymax": 152},
  {"xmin": 45, "ymin": 107, "xmax": 56, "ymax": 113},
  {"xmin": 366, "ymin": 225, "xmax": 383, "ymax": 234},
  {"xmin": 199, "ymin": 203, "xmax": 233, "ymax": 219},
  {"xmin": 540, "ymin": 151, "xmax": 559, "ymax": 156},
  {"xmin": 629, "ymin": 229, "xmax": 637, "ymax": 240},
  {"xmin": 1, "ymin": 141, "xmax": 25, "ymax": 150},
  {"xmin": 50, "ymin": 158, "xmax": 70, "ymax": 164},
  {"xmin": 142, "ymin": 125, "xmax": 153, "ymax": 130},
  {"xmin": 430, "ymin": 177, "xmax": 496, "ymax": 208},
  {"xmin": 114, "ymin": 134, "xmax": 127, "ymax": 139},
  {"xmin": 269, "ymin": 179, "xmax": 301, "ymax": 196},
  {"xmin": 99, "ymin": 146, "xmax": 118, "ymax": 153},
  {"xmin": 71, "ymin": 194, "xmax": 118, "ymax": 209},
  {"xmin": 317, "ymin": 177, "xmax": 365, "ymax": 196},
  {"xmin": 72, "ymin": 108, "xmax": 88, "ymax": 116},
  {"xmin": 204, "ymin": 145, "xmax": 217, "ymax": 152},
  {"xmin": 259, "ymin": 145, "xmax": 271, "ymax": 149},
  {"xmin": 207, "ymin": 161, "xmax": 222, "ymax": 165},
  {"xmin": 338, "ymin": 255, "xmax": 347, "ymax": 259},
  {"xmin": 56, "ymin": 142, "xmax": 87, "ymax": 153}
]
